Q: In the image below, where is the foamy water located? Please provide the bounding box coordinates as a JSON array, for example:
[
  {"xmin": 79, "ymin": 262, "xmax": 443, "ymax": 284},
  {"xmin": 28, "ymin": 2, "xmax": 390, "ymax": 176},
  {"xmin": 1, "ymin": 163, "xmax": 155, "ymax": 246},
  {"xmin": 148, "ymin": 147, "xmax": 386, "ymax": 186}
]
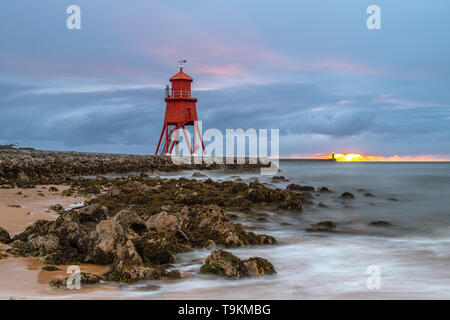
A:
[{"xmin": 91, "ymin": 162, "xmax": 450, "ymax": 299}]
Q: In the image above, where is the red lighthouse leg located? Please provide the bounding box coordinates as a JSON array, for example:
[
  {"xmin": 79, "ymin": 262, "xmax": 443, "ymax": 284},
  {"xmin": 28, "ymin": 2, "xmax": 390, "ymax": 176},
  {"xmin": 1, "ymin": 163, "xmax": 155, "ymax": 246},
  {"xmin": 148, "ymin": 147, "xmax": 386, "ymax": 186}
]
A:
[
  {"xmin": 194, "ymin": 122, "xmax": 206, "ymax": 154},
  {"xmin": 155, "ymin": 125, "xmax": 166, "ymax": 155},
  {"xmin": 182, "ymin": 125, "xmax": 193, "ymax": 154},
  {"xmin": 168, "ymin": 128, "xmax": 180, "ymax": 154},
  {"xmin": 164, "ymin": 124, "xmax": 169, "ymax": 154}
]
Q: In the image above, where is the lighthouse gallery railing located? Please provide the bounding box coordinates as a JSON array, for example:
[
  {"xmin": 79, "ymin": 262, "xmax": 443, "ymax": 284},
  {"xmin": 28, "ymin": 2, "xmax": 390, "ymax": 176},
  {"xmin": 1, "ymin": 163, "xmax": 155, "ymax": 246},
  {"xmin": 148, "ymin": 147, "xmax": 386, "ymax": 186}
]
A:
[{"xmin": 165, "ymin": 90, "xmax": 198, "ymax": 99}]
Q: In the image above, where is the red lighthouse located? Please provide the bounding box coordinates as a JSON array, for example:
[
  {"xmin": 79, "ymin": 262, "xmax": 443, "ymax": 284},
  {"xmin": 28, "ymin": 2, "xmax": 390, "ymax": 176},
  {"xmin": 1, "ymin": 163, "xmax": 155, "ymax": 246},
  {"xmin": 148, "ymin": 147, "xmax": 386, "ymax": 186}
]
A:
[{"xmin": 155, "ymin": 60, "xmax": 206, "ymax": 155}]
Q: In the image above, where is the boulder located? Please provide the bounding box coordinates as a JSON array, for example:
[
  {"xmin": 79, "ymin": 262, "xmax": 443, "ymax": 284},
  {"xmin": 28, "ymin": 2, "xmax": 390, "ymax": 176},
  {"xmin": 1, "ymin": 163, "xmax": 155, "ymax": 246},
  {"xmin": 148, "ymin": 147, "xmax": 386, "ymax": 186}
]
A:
[
  {"xmin": 103, "ymin": 260, "xmax": 166, "ymax": 282},
  {"xmin": 132, "ymin": 232, "xmax": 178, "ymax": 265},
  {"xmin": 146, "ymin": 211, "xmax": 179, "ymax": 233},
  {"xmin": 340, "ymin": 192, "xmax": 355, "ymax": 199},
  {"xmin": 28, "ymin": 235, "xmax": 59, "ymax": 255},
  {"xmin": 242, "ymin": 257, "xmax": 276, "ymax": 276},
  {"xmin": 0, "ymin": 227, "xmax": 10, "ymax": 244},
  {"xmin": 78, "ymin": 204, "xmax": 109, "ymax": 223},
  {"xmin": 271, "ymin": 176, "xmax": 288, "ymax": 182},
  {"xmin": 200, "ymin": 250, "xmax": 247, "ymax": 279},
  {"xmin": 307, "ymin": 221, "xmax": 336, "ymax": 232},
  {"xmin": 91, "ymin": 219, "xmax": 125, "ymax": 264},
  {"xmin": 114, "ymin": 209, "xmax": 147, "ymax": 233},
  {"xmin": 287, "ymin": 184, "xmax": 315, "ymax": 192},
  {"xmin": 50, "ymin": 272, "xmax": 103, "ymax": 289}
]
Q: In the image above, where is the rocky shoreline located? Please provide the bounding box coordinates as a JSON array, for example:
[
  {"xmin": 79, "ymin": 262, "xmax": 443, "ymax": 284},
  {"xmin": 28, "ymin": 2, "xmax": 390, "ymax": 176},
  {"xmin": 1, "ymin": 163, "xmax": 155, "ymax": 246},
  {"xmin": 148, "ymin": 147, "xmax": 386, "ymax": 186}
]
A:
[
  {"xmin": 0, "ymin": 150, "xmax": 392, "ymax": 291},
  {"xmin": 0, "ymin": 149, "xmax": 270, "ymax": 187},
  {"xmin": 0, "ymin": 151, "xmax": 288, "ymax": 289}
]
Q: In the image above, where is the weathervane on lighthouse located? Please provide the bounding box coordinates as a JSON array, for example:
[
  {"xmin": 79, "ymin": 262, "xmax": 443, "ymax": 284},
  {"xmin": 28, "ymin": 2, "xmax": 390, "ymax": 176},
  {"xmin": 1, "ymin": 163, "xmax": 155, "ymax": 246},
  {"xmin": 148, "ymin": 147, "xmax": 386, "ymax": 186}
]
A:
[
  {"xmin": 178, "ymin": 58, "xmax": 187, "ymax": 70},
  {"xmin": 155, "ymin": 60, "xmax": 206, "ymax": 156}
]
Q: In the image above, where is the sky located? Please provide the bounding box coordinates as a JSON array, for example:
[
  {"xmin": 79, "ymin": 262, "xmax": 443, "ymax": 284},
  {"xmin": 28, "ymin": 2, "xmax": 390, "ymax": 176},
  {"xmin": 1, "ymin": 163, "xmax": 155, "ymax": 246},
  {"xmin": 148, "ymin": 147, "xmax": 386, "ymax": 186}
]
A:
[{"xmin": 0, "ymin": 0, "xmax": 449, "ymax": 158}]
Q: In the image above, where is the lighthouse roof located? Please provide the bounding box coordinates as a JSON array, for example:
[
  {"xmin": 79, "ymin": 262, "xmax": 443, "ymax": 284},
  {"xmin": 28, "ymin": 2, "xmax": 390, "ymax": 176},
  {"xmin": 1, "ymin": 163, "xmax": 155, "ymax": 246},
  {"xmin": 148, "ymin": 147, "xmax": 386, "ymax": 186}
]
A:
[{"xmin": 170, "ymin": 69, "xmax": 193, "ymax": 81}]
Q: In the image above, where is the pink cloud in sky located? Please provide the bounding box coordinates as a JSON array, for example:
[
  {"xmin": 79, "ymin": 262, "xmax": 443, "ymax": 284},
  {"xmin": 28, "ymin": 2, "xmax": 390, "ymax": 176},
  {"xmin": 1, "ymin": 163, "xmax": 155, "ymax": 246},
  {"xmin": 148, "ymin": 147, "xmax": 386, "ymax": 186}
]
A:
[
  {"xmin": 194, "ymin": 64, "xmax": 244, "ymax": 76},
  {"xmin": 373, "ymin": 94, "xmax": 450, "ymax": 108},
  {"xmin": 338, "ymin": 99, "xmax": 358, "ymax": 104}
]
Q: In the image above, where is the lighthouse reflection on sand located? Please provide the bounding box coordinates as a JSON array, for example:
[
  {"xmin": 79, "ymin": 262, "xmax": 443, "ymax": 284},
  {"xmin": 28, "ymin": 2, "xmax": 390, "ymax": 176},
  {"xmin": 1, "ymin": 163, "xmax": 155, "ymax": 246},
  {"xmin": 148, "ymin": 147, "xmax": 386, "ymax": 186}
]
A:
[{"xmin": 169, "ymin": 121, "xmax": 280, "ymax": 176}]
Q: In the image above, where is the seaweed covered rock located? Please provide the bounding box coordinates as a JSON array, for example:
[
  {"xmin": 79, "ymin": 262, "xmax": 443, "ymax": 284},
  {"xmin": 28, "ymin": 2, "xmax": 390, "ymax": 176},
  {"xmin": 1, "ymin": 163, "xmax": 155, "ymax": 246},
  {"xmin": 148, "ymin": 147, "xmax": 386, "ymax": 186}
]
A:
[
  {"xmin": 132, "ymin": 231, "xmax": 179, "ymax": 265},
  {"xmin": 307, "ymin": 221, "xmax": 336, "ymax": 232},
  {"xmin": 13, "ymin": 219, "xmax": 54, "ymax": 242},
  {"xmin": 28, "ymin": 235, "xmax": 59, "ymax": 255},
  {"xmin": 242, "ymin": 257, "xmax": 276, "ymax": 277},
  {"xmin": 146, "ymin": 211, "xmax": 179, "ymax": 233},
  {"xmin": 287, "ymin": 184, "xmax": 315, "ymax": 192},
  {"xmin": 340, "ymin": 192, "xmax": 355, "ymax": 199},
  {"xmin": 89, "ymin": 218, "xmax": 141, "ymax": 264},
  {"xmin": 102, "ymin": 260, "xmax": 177, "ymax": 282},
  {"xmin": 114, "ymin": 208, "xmax": 147, "ymax": 233},
  {"xmin": 369, "ymin": 221, "xmax": 393, "ymax": 227},
  {"xmin": 78, "ymin": 203, "xmax": 109, "ymax": 223},
  {"xmin": 0, "ymin": 227, "xmax": 10, "ymax": 244},
  {"xmin": 200, "ymin": 250, "xmax": 247, "ymax": 279},
  {"xmin": 49, "ymin": 272, "xmax": 103, "ymax": 289},
  {"xmin": 184, "ymin": 205, "xmax": 277, "ymax": 248}
]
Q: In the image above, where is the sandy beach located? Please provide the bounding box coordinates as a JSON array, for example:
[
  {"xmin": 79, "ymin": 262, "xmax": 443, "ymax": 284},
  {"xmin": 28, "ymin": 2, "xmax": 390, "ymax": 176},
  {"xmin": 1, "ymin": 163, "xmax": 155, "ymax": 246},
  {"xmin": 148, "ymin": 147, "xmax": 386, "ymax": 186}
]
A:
[
  {"xmin": 0, "ymin": 185, "xmax": 113, "ymax": 299},
  {"xmin": 0, "ymin": 185, "xmax": 85, "ymax": 234}
]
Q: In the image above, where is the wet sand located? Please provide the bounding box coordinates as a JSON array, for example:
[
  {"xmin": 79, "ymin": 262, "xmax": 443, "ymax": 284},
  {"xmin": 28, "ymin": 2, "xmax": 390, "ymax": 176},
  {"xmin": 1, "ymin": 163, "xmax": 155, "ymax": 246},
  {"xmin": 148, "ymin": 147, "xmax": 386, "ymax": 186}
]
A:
[
  {"xmin": 0, "ymin": 257, "xmax": 116, "ymax": 300},
  {"xmin": 0, "ymin": 186, "xmax": 117, "ymax": 299},
  {"xmin": 0, "ymin": 185, "xmax": 85, "ymax": 235}
]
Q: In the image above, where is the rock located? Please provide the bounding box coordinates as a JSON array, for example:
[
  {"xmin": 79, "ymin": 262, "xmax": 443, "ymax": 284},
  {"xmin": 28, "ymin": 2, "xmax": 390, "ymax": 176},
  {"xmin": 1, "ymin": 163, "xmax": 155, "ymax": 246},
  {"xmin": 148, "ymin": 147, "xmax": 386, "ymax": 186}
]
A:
[
  {"xmin": 49, "ymin": 204, "xmax": 64, "ymax": 212},
  {"xmin": 369, "ymin": 221, "xmax": 393, "ymax": 227},
  {"xmin": 318, "ymin": 202, "xmax": 328, "ymax": 208},
  {"xmin": 10, "ymin": 240, "xmax": 29, "ymax": 254},
  {"xmin": 107, "ymin": 185, "xmax": 121, "ymax": 197},
  {"xmin": 318, "ymin": 186, "xmax": 332, "ymax": 193},
  {"xmin": 78, "ymin": 204, "xmax": 109, "ymax": 223},
  {"xmin": 146, "ymin": 211, "xmax": 179, "ymax": 233},
  {"xmin": 200, "ymin": 250, "xmax": 247, "ymax": 279},
  {"xmin": 14, "ymin": 219, "xmax": 54, "ymax": 242},
  {"xmin": 388, "ymin": 197, "xmax": 399, "ymax": 202},
  {"xmin": 48, "ymin": 186, "xmax": 59, "ymax": 192},
  {"xmin": 132, "ymin": 232, "xmax": 178, "ymax": 265},
  {"xmin": 116, "ymin": 240, "xmax": 143, "ymax": 265},
  {"xmin": 340, "ymin": 192, "xmax": 355, "ymax": 199},
  {"xmin": 28, "ymin": 235, "xmax": 59, "ymax": 255},
  {"xmin": 103, "ymin": 260, "xmax": 166, "ymax": 282},
  {"xmin": 114, "ymin": 209, "xmax": 147, "ymax": 233},
  {"xmin": 287, "ymin": 184, "xmax": 315, "ymax": 192},
  {"xmin": 192, "ymin": 172, "xmax": 207, "ymax": 177},
  {"xmin": 91, "ymin": 219, "xmax": 126, "ymax": 264},
  {"xmin": 364, "ymin": 193, "xmax": 375, "ymax": 197},
  {"xmin": 247, "ymin": 188, "xmax": 266, "ymax": 203},
  {"xmin": 205, "ymin": 239, "xmax": 216, "ymax": 250},
  {"xmin": 242, "ymin": 257, "xmax": 276, "ymax": 277},
  {"xmin": 271, "ymin": 176, "xmax": 288, "ymax": 182},
  {"xmin": 307, "ymin": 221, "xmax": 336, "ymax": 232},
  {"xmin": 255, "ymin": 234, "xmax": 277, "ymax": 245},
  {"xmin": 18, "ymin": 172, "xmax": 30, "ymax": 183},
  {"xmin": 50, "ymin": 272, "xmax": 103, "ymax": 289},
  {"xmin": 0, "ymin": 227, "xmax": 10, "ymax": 244}
]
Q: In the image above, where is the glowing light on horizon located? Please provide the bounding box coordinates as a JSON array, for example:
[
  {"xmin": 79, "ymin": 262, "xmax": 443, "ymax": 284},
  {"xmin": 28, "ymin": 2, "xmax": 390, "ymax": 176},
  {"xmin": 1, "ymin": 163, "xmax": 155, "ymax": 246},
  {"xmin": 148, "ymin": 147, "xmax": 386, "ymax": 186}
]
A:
[{"xmin": 289, "ymin": 153, "xmax": 450, "ymax": 162}]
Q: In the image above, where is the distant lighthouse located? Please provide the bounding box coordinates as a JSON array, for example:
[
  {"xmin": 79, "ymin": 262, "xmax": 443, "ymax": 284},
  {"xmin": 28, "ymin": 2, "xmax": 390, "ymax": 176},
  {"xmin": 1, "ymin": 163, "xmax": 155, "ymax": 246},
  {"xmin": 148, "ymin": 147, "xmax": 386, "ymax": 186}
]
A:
[{"xmin": 155, "ymin": 60, "xmax": 206, "ymax": 155}]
